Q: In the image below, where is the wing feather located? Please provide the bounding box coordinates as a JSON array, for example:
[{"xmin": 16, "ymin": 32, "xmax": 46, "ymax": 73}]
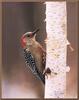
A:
[{"xmin": 23, "ymin": 49, "xmax": 45, "ymax": 84}]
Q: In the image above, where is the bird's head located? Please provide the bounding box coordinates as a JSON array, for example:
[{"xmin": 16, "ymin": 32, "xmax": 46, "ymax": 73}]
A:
[{"xmin": 21, "ymin": 29, "xmax": 39, "ymax": 48}]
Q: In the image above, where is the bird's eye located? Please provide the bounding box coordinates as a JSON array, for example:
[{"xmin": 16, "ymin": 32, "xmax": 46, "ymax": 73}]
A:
[{"xmin": 27, "ymin": 35, "xmax": 30, "ymax": 37}]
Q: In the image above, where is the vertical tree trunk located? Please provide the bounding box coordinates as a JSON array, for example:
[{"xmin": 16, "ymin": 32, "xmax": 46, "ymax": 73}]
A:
[{"xmin": 45, "ymin": 1, "xmax": 69, "ymax": 98}]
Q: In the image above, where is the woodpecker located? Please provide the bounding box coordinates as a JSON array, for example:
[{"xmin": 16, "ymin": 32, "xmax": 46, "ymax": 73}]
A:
[{"xmin": 20, "ymin": 29, "xmax": 46, "ymax": 84}]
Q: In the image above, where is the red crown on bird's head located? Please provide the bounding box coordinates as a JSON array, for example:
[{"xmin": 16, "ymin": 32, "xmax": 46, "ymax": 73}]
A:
[
  {"xmin": 21, "ymin": 34, "xmax": 27, "ymax": 48},
  {"xmin": 20, "ymin": 29, "xmax": 39, "ymax": 48}
]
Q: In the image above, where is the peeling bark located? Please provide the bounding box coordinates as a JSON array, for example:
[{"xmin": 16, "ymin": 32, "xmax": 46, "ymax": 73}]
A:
[{"xmin": 45, "ymin": 2, "xmax": 69, "ymax": 98}]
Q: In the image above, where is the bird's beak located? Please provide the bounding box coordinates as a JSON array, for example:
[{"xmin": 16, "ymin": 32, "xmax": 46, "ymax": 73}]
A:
[{"xmin": 32, "ymin": 29, "xmax": 39, "ymax": 36}]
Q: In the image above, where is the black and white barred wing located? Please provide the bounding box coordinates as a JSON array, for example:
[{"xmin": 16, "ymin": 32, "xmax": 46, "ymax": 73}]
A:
[{"xmin": 23, "ymin": 49, "xmax": 45, "ymax": 84}]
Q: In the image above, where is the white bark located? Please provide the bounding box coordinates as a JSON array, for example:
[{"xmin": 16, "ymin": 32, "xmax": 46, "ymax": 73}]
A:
[{"xmin": 45, "ymin": 1, "xmax": 70, "ymax": 98}]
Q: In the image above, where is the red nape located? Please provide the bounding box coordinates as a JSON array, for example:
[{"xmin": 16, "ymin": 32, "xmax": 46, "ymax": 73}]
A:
[{"xmin": 20, "ymin": 35, "xmax": 26, "ymax": 48}]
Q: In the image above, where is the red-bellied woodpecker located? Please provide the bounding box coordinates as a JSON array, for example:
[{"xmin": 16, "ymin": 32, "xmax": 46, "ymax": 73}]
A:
[{"xmin": 20, "ymin": 29, "xmax": 46, "ymax": 84}]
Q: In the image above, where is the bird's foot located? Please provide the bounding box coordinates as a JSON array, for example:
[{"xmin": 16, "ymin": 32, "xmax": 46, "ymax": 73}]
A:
[{"xmin": 43, "ymin": 67, "xmax": 57, "ymax": 79}]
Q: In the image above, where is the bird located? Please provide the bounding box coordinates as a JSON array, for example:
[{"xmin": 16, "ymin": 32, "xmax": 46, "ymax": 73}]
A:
[{"xmin": 20, "ymin": 29, "xmax": 46, "ymax": 84}]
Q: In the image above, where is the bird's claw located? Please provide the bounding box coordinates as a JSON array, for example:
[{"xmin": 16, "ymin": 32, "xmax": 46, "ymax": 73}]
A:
[
  {"xmin": 43, "ymin": 67, "xmax": 57, "ymax": 79},
  {"xmin": 43, "ymin": 67, "xmax": 51, "ymax": 79}
]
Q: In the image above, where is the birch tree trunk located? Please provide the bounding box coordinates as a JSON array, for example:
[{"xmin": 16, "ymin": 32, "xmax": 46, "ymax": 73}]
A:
[{"xmin": 45, "ymin": 1, "xmax": 70, "ymax": 98}]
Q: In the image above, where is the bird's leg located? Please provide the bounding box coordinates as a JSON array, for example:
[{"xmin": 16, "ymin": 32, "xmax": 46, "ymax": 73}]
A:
[
  {"xmin": 43, "ymin": 67, "xmax": 57, "ymax": 79},
  {"xmin": 43, "ymin": 67, "xmax": 51, "ymax": 79}
]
